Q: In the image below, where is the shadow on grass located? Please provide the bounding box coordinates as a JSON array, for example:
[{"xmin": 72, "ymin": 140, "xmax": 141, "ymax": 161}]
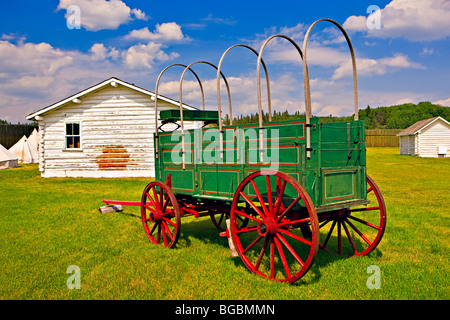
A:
[{"xmin": 116, "ymin": 210, "xmax": 384, "ymax": 286}]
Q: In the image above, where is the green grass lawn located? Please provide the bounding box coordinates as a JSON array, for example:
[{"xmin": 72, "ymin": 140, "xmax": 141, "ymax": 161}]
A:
[{"xmin": 0, "ymin": 147, "xmax": 448, "ymax": 300}]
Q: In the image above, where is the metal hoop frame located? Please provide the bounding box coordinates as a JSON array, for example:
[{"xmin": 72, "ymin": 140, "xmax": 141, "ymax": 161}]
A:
[
  {"xmin": 179, "ymin": 61, "xmax": 232, "ymax": 169},
  {"xmin": 216, "ymin": 44, "xmax": 272, "ymax": 159},
  {"xmin": 302, "ymin": 18, "xmax": 359, "ymax": 121},
  {"xmin": 154, "ymin": 64, "xmax": 204, "ymax": 162},
  {"xmin": 256, "ymin": 34, "xmax": 305, "ymax": 161}
]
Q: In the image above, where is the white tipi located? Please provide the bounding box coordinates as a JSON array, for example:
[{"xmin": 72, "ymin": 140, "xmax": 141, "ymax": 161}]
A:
[
  {"xmin": 0, "ymin": 144, "xmax": 18, "ymax": 169},
  {"xmin": 8, "ymin": 135, "xmax": 39, "ymax": 164},
  {"xmin": 28, "ymin": 128, "xmax": 39, "ymax": 151}
]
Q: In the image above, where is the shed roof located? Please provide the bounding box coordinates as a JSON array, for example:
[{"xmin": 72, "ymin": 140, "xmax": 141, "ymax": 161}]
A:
[
  {"xmin": 396, "ymin": 116, "xmax": 450, "ymax": 136},
  {"xmin": 25, "ymin": 77, "xmax": 198, "ymax": 121}
]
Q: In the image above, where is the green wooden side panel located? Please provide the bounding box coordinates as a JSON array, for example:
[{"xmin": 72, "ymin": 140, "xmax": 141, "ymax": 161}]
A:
[
  {"xmin": 154, "ymin": 118, "xmax": 367, "ymax": 210},
  {"xmin": 164, "ymin": 168, "xmax": 195, "ymax": 192}
]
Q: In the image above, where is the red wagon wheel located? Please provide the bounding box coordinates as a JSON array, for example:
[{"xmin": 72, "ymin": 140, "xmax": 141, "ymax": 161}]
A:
[
  {"xmin": 229, "ymin": 170, "xmax": 319, "ymax": 283},
  {"xmin": 141, "ymin": 181, "xmax": 181, "ymax": 248},
  {"xmin": 318, "ymin": 175, "xmax": 386, "ymax": 256}
]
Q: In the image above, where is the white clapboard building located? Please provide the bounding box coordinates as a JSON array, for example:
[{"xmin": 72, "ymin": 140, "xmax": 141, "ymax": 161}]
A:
[
  {"xmin": 26, "ymin": 77, "xmax": 199, "ymax": 177},
  {"xmin": 397, "ymin": 116, "xmax": 450, "ymax": 158}
]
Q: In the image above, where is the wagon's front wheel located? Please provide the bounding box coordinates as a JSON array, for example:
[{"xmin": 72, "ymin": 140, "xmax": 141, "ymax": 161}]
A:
[
  {"xmin": 318, "ymin": 175, "xmax": 386, "ymax": 256},
  {"xmin": 229, "ymin": 170, "xmax": 320, "ymax": 283},
  {"xmin": 141, "ymin": 181, "xmax": 181, "ymax": 248}
]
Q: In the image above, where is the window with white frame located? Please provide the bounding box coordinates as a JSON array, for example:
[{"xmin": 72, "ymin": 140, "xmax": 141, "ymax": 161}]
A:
[{"xmin": 65, "ymin": 122, "xmax": 81, "ymax": 149}]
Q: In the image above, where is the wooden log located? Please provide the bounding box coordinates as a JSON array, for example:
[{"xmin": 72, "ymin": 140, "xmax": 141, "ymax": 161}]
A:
[{"xmin": 99, "ymin": 204, "xmax": 123, "ymax": 214}]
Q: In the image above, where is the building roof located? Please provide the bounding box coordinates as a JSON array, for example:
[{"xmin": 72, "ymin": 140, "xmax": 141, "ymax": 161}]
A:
[
  {"xmin": 396, "ymin": 116, "xmax": 450, "ymax": 136},
  {"xmin": 26, "ymin": 77, "xmax": 198, "ymax": 121}
]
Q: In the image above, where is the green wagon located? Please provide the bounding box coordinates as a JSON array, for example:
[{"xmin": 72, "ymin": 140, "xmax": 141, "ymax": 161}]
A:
[{"xmin": 106, "ymin": 19, "xmax": 387, "ymax": 283}]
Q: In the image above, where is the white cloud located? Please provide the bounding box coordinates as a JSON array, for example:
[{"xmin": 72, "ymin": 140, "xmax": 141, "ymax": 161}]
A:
[
  {"xmin": 125, "ymin": 23, "xmax": 187, "ymax": 42},
  {"xmin": 123, "ymin": 42, "xmax": 179, "ymax": 70},
  {"xmin": 131, "ymin": 8, "xmax": 149, "ymax": 21},
  {"xmin": 434, "ymin": 98, "xmax": 450, "ymax": 107},
  {"xmin": 343, "ymin": 0, "xmax": 450, "ymax": 41},
  {"xmin": 332, "ymin": 53, "xmax": 425, "ymax": 80},
  {"xmin": 89, "ymin": 43, "xmax": 120, "ymax": 61},
  {"xmin": 57, "ymin": 0, "xmax": 148, "ymax": 31}
]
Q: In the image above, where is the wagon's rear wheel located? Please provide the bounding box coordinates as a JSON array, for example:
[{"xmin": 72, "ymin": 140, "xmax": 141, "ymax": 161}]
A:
[
  {"xmin": 318, "ymin": 175, "xmax": 386, "ymax": 256},
  {"xmin": 141, "ymin": 181, "xmax": 181, "ymax": 248},
  {"xmin": 229, "ymin": 170, "xmax": 319, "ymax": 283},
  {"xmin": 210, "ymin": 211, "xmax": 249, "ymax": 231}
]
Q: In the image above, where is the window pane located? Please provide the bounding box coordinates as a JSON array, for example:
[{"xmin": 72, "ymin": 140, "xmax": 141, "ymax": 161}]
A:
[
  {"xmin": 73, "ymin": 136, "xmax": 80, "ymax": 148},
  {"xmin": 66, "ymin": 123, "xmax": 73, "ymax": 135},
  {"xmin": 73, "ymin": 123, "xmax": 80, "ymax": 135},
  {"xmin": 66, "ymin": 136, "xmax": 74, "ymax": 148}
]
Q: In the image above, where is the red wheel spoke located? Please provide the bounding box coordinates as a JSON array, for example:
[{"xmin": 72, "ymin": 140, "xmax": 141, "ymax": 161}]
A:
[
  {"xmin": 161, "ymin": 221, "xmax": 174, "ymax": 241},
  {"xmin": 276, "ymin": 217, "xmax": 311, "ymax": 229},
  {"xmin": 161, "ymin": 198, "xmax": 170, "ymax": 213},
  {"xmin": 151, "ymin": 187, "xmax": 161, "ymax": 209},
  {"xmin": 255, "ymin": 237, "xmax": 269, "ymax": 271},
  {"xmin": 322, "ymin": 220, "xmax": 336, "ymax": 249},
  {"xmin": 276, "ymin": 234, "xmax": 305, "ymax": 267},
  {"xmin": 276, "ymin": 195, "xmax": 302, "ymax": 223},
  {"xmin": 345, "ymin": 218, "xmax": 372, "ymax": 246},
  {"xmin": 234, "ymin": 209, "xmax": 262, "ymax": 223},
  {"xmin": 148, "ymin": 221, "xmax": 157, "ymax": 235},
  {"xmin": 347, "ymin": 214, "xmax": 380, "ymax": 230},
  {"xmin": 266, "ymin": 175, "xmax": 274, "ymax": 217},
  {"xmin": 337, "ymin": 221, "xmax": 342, "ymax": 255},
  {"xmin": 250, "ymin": 180, "xmax": 269, "ymax": 218},
  {"xmin": 277, "ymin": 228, "xmax": 312, "ymax": 246},
  {"xmin": 234, "ymin": 225, "xmax": 258, "ymax": 234},
  {"xmin": 143, "ymin": 204, "xmax": 157, "ymax": 214},
  {"xmin": 274, "ymin": 237, "xmax": 291, "ymax": 279},
  {"xmin": 162, "ymin": 217, "xmax": 176, "ymax": 228},
  {"xmin": 274, "ymin": 178, "xmax": 286, "ymax": 215},
  {"xmin": 239, "ymin": 192, "xmax": 265, "ymax": 219},
  {"xmin": 367, "ymin": 186, "xmax": 373, "ymax": 194},
  {"xmin": 161, "ymin": 222, "xmax": 168, "ymax": 246},
  {"xmin": 146, "ymin": 193, "xmax": 158, "ymax": 210},
  {"xmin": 342, "ymin": 220, "xmax": 357, "ymax": 254},
  {"xmin": 270, "ymin": 239, "xmax": 275, "ymax": 280},
  {"xmin": 243, "ymin": 235, "xmax": 263, "ymax": 254}
]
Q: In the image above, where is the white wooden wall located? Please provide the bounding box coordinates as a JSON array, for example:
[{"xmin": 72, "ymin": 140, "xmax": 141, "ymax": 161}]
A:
[
  {"xmin": 417, "ymin": 120, "xmax": 450, "ymax": 157},
  {"xmin": 38, "ymin": 85, "xmax": 197, "ymax": 177}
]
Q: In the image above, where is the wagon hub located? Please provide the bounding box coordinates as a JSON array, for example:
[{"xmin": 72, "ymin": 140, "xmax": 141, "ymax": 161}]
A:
[
  {"xmin": 149, "ymin": 210, "xmax": 164, "ymax": 222},
  {"xmin": 257, "ymin": 218, "xmax": 277, "ymax": 236}
]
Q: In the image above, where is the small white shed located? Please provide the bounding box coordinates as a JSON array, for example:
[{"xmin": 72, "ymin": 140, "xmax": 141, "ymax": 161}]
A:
[
  {"xmin": 26, "ymin": 77, "xmax": 199, "ymax": 177},
  {"xmin": 397, "ymin": 116, "xmax": 450, "ymax": 157}
]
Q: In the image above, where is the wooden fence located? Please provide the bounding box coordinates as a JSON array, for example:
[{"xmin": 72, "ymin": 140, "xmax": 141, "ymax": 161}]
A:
[
  {"xmin": 365, "ymin": 129, "xmax": 402, "ymax": 147},
  {"xmin": 0, "ymin": 124, "xmax": 37, "ymax": 149}
]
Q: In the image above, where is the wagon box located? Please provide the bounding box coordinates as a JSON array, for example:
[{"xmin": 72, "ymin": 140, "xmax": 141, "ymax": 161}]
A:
[{"xmin": 103, "ymin": 18, "xmax": 386, "ymax": 284}]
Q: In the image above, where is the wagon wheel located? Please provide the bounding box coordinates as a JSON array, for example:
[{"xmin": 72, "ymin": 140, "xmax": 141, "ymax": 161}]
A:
[
  {"xmin": 318, "ymin": 175, "xmax": 386, "ymax": 256},
  {"xmin": 210, "ymin": 211, "xmax": 249, "ymax": 231},
  {"xmin": 141, "ymin": 181, "xmax": 181, "ymax": 248},
  {"xmin": 229, "ymin": 170, "xmax": 320, "ymax": 283}
]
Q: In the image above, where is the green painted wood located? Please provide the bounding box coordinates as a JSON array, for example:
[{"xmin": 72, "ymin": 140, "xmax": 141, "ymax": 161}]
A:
[{"xmin": 155, "ymin": 117, "xmax": 367, "ymax": 211}]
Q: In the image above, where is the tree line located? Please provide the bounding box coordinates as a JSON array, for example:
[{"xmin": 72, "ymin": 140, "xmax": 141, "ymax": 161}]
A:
[{"xmin": 224, "ymin": 101, "xmax": 450, "ymax": 129}]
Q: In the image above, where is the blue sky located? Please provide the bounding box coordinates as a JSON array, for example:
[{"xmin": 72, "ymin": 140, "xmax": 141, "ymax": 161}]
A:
[{"xmin": 1, "ymin": 0, "xmax": 449, "ymax": 122}]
